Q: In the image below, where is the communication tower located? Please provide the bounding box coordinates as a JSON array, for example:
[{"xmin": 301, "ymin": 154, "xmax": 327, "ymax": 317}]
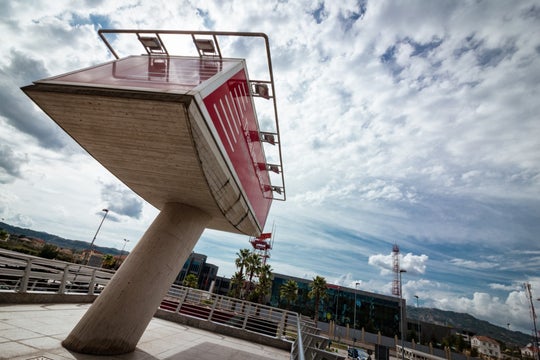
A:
[
  {"xmin": 392, "ymin": 244, "xmax": 400, "ymax": 296},
  {"xmin": 250, "ymin": 231, "xmax": 273, "ymax": 265}
]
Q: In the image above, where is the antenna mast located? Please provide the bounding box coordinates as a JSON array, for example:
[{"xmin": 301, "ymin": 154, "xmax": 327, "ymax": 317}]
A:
[{"xmin": 392, "ymin": 244, "xmax": 400, "ymax": 296}]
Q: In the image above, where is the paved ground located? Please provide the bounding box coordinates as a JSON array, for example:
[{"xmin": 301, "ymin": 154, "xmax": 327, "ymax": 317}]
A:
[{"xmin": 0, "ymin": 303, "xmax": 290, "ymax": 360}]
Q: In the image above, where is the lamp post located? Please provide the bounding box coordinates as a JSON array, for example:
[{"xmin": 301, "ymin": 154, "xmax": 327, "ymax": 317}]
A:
[
  {"xmin": 118, "ymin": 238, "xmax": 130, "ymax": 268},
  {"xmin": 354, "ymin": 282, "xmax": 360, "ymax": 329},
  {"xmin": 86, "ymin": 209, "xmax": 109, "ymax": 265},
  {"xmin": 334, "ymin": 286, "xmax": 340, "ymax": 340},
  {"xmin": 535, "ymin": 298, "xmax": 540, "ymax": 360},
  {"xmin": 354, "ymin": 282, "xmax": 360, "ymax": 339},
  {"xmin": 399, "ymin": 269, "xmax": 407, "ymax": 360},
  {"xmin": 415, "ymin": 295, "xmax": 420, "ymax": 344}
]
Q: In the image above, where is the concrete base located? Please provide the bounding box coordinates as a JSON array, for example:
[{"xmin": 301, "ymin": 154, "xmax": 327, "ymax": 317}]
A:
[{"xmin": 62, "ymin": 202, "xmax": 210, "ymax": 355}]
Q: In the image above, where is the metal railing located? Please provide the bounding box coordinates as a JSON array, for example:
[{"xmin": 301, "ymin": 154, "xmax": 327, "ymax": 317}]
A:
[
  {"xmin": 97, "ymin": 29, "xmax": 286, "ymax": 201},
  {"xmin": 0, "ymin": 248, "xmax": 342, "ymax": 359},
  {"xmin": 0, "ymin": 248, "xmax": 114, "ymax": 294},
  {"xmin": 160, "ymin": 284, "xmax": 333, "ymax": 360},
  {"xmin": 161, "ymin": 284, "xmax": 298, "ymax": 338}
]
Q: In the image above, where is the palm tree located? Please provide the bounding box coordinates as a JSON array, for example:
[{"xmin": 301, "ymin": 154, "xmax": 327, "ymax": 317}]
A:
[
  {"xmin": 246, "ymin": 253, "xmax": 262, "ymax": 282},
  {"xmin": 235, "ymin": 248, "xmax": 251, "ymax": 279},
  {"xmin": 183, "ymin": 274, "xmax": 198, "ymax": 288},
  {"xmin": 254, "ymin": 263, "xmax": 272, "ymax": 304},
  {"xmin": 229, "ymin": 271, "xmax": 245, "ymax": 298},
  {"xmin": 308, "ymin": 275, "xmax": 328, "ymax": 321},
  {"xmin": 280, "ymin": 279, "xmax": 299, "ymax": 310}
]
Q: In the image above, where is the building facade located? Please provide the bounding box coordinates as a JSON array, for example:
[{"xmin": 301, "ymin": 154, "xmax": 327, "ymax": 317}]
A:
[
  {"xmin": 472, "ymin": 335, "xmax": 501, "ymax": 359},
  {"xmin": 269, "ymin": 273, "xmax": 403, "ymax": 338},
  {"xmin": 213, "ymin": 276, "xmax": 232, "ymax": 295},
  {"xmin": 520, "ymin": 344, "xmax": 539, "ymax": 359},
  {"xmin": 174, "ymin": 252, "xmax": 218, "ymax": 291}
]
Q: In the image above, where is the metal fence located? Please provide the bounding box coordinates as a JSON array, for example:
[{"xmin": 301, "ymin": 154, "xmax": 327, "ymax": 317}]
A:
[
  {"xmin": 160, "ymin": 285, "xmax": 346, "ymax": 360},
  {"xmin": 161, "ymin": 284, "xmax": 299, "ymax": 339},
  {"xmin": 0, "ymin": 248, "xmax": 114, "ymax": 294},
  {"xmin": 1, "ymin": 249, "xmax": 344, "ymax": 359}
]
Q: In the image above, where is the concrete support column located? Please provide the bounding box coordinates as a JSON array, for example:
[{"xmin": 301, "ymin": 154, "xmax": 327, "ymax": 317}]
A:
[{"xmin": 62, "ymin": 203, "xmax": 210, "ymax": 355}]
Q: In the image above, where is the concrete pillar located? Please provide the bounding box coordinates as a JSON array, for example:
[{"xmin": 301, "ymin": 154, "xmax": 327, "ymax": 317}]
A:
[{"xmin": 62, "ymin": 203, "xmax": 210, "ymax": 355}]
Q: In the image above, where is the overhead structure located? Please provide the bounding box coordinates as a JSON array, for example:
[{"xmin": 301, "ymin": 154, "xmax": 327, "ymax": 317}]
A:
[{"xmin": 21, "ymin": 30, "xmax": 285, "ymax": 355}]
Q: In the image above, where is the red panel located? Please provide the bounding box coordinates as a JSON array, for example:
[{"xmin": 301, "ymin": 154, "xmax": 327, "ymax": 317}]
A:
[
  {"xmin": 44, "ymin": 56, "xmax": 237, "ymax": 92},
  {"xmin": 203, "ymin": 69, "xmax": 272, "ymax": 229}
]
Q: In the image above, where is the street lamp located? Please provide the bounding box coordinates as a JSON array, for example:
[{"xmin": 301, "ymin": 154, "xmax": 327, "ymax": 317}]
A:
[
  {"xmin": 334, "ymin": 286, "xmax": 340, "ymax": 340},
  {"xmin": 118, "ymin": 238, "xmax": 130, "ymax": 268},
  {"xmin": 415, "ymin": 295, "xmax": 420, "ymax": 344},
  {"xmin": 86, "ymin": 209, "xmax": 109, "ymax": 265},
  {"xmin": 536, "ymin": 298, "xmax": 540, "ymax": 360},
  {"xmin": 354, "ymin": 282, "xmax": 360, "ymax": 341},
  {"xmin": 399, "ymin": 269, "xmax": 407, "ymax": 360}
]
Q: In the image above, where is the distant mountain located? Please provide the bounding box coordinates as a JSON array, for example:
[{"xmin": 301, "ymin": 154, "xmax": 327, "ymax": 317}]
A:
[
  {"xmin": 407, "ymin": 306, "xmax": 532, "ymax": 347},
  {"xmin": 0, "ymin": 222, "xmax": 123, "ymax": 256},
  {"xmin": 0, "ymin": 222, "xmax": 533, "ymax": 347}
]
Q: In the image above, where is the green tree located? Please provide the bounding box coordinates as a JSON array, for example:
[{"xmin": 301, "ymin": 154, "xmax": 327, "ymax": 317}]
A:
[
  {"xmin": 0, "ymin": 229, "xmax": 9, "ymax": 241},
  {"xmin": 235, "ymin": 248, "xmax": 251, "ymax": 279},
  {"xmin": 280, "ymin": 279, "xmax": 299, "ymax": 310},
  {"xmin": 244, "ymin": 253, "xmax": 262, "ymax": 298},
  {"xmin": 253, "ymin": 263, "xmax": 272, "ymax": 304},
  {"xmin": 246, "ymin": 253, "xmax": 262, "ymax": 284},
  {"xmin": 38, "ymin": 244, "xmax": 59, "ymax": 259},
  {"xmin": 183, "ymin": 274, "xmax": 199, "ymax": 288},
  {"xmin": 101, "ymin": 254, "xmax": 116, "ymax": 269},
  {"xmin": 229, "ymin": 271, "xmax": 245, "ymax": 298},
  {"xmin": 308, "ymin": 275, "xmax": 328, "ymax": 321}
]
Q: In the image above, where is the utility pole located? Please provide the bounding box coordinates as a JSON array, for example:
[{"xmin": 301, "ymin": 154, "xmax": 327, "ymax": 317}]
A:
[
  {"xmin": 415, "ymin": 295, "xmax": 420, "ymax": 344},
  {"xmin": 85, "ymin": 209, "xmax": 109, "ymax": 265},
  {"xmin": 524, "ymin": 283, "xmax": 539, "ymax": 360}
]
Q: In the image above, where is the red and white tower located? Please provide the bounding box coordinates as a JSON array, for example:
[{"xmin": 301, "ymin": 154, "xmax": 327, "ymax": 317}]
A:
[
  {"xmin": 392, "ymin": 244, "xmax": 401, "ymax": 296},
  {"xmin": 250, "ymin": 231, "xmax": 273, "ymax": 265}
]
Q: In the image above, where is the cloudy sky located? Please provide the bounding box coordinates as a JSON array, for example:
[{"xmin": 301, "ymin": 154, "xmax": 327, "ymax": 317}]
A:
[{"xmin": 1, "ymin": 1, "xmax": 540, "ymax": 335}]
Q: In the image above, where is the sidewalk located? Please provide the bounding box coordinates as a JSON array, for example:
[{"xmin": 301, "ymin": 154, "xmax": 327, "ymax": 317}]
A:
[{"xmin": 0, "ymin": 303, "xmax": 290, "ymax": 360}]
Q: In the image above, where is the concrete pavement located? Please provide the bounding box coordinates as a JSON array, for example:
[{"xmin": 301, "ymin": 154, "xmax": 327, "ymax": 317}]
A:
[{"xmin": 0, "ymin": 303, "xmax": 289, "ymax": 360}]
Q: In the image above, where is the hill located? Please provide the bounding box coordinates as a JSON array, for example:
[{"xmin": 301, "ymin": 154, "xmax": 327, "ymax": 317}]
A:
[
  {"xmin": 407, "ymin": 306, "xmax": 531, "ymax": 347},
  {"xmin": 0, "ymin": 221, "xmax": 123, "ymax": 256}
]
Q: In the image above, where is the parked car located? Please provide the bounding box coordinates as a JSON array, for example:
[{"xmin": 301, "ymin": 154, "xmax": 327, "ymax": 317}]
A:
[{"xmin": 348, "ymin": 346, "xmax": 369, "ymax": 360}]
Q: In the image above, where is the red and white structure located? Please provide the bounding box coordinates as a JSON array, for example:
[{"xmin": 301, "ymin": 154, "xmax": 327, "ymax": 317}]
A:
[
  {"xmin": 22, "ymin": 30, "xmax": 285, "ymax": 355},
  {"xmin": 250, "ymin": 231, "xmax": 274, "ymax": 265},
  {"xmin": 392, "ymin": 243, "xmax": 401, "ymax": 297}
]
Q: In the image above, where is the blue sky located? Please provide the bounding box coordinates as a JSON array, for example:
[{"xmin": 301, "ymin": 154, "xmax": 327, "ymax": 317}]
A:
[{"xmin": 1, "ymin": 1, "xmax": 540, "ymax": 335}]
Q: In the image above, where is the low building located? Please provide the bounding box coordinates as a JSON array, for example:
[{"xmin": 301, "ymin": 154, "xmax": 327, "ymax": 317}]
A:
[
  {"xmin": 269, "ymin": 273, "xmax": 403, "ymax": 338},
  {"xmin": 521, "ymin": 344, "xmax": 539, "ymax": 359},
  {"xmin": 213, "ymin": 276, "xmax": 231, "ymax": 295},
  {"xmin": 174, "ymin": 252, "xmax": 219, "ymax": 291},
  {"xmin": 472, "ymin": 335, "xmax": 501, "ymax": 359}
]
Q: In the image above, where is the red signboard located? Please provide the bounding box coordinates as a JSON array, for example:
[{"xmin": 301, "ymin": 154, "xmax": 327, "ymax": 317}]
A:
[{"xmin": 203, "ymin": 68, "xmax": 272, "ymax": 229}]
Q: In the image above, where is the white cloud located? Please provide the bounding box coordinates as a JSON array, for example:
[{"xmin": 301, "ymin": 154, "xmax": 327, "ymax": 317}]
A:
[
  {"xmin": 368, "ymin": 252, "xmax": 428, "ymax": 276},
  {"xmin": 1, "ymin": 0, "xmax": 539, "ymax": 338},
  {"xmin": 450, "ymin": 258, "xmax": 497, "ymax": 270}
]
